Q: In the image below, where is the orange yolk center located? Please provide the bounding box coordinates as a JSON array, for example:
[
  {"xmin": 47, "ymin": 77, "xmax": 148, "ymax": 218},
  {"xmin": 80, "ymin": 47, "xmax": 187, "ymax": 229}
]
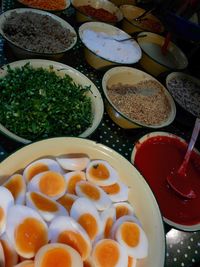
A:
[
  {"xmin": 104, "ymin": 218, "xmax": 113, "ymax": 238},
  {"xmin": 0, "ymin": 207, "xmax": 5, "ymax": 228},
  {"xmin": 80, "ymin": 183, "xmax": 100, "ymax": 201},
  {"xmin": 78, "ymin": 214, "xmax": 98, "ymax": 240},
  {"xmin": 15, "ymin": 217, "xmax": 48, "ymax": 256},
  {"xmin": 30, "ymin": 192, "xmax": 58, "ymax": 212},
  {"xmin": 4, "ymin": 174, "xmax": 24, "ymax": 200},
  {"xmin": 89, "ymin": 164, "xmax": 110, "ymax": 180},
  {"xmin": 121, "ymin": 222, "xmax": 140, "ymax": 247},
  {"xmin": 116, "ymin": 206, "xmax": 129, "ymax": 219},
  {"xmin": 41, "ymin": 248, "xmax": 71, "ymax": 267},
  {"xmin": 128, "ymin": 256, "xmax": 136, "ymax": 267},
  {"xmin": 57, "ymin": 195, "xmax": 75, "ymax": 213},
  {"xmin": 84, "ymin": 260, "xmax": 92, "ymax": 267},
  {"xmin": 67, "ymin": 175, "xmax": 84, "ymax": 194},
  {"xmin": 39, "ymin": 171, "xmax": 66, "ymax": 197},
  {"xmin": 102, "ymin": 183, "xmax": 120, "ymax": 195},
  {"xmin": 95, "ymin": 240, "xmax": 119, "ymax": 267},
  {"xmin": 58, "ymin": 230, "xmax": 89, "ymax": 260},
  {"xmin": 26, "ymin": 163, "xmax": 49, "ymax": 182}
]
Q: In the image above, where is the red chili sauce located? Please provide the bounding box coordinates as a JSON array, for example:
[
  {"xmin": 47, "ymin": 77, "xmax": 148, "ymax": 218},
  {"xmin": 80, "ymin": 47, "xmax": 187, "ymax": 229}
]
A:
[
  {"xmin": 77, "ymin": 5, "xmax": 118, "ymax": 23},
  {"xmin": 134, "ymin": 135, "xmax": 200, "ymax": 226}
]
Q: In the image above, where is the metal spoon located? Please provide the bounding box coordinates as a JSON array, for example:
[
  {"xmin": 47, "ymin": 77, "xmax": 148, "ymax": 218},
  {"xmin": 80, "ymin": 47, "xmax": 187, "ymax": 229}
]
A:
[
  {"xmin": 132, "ymin": 7, "xmax": 156, "ymax": 21},
  {"xmin": 167, "ymin": 117, "xmax": 200, "ymax": 199}
]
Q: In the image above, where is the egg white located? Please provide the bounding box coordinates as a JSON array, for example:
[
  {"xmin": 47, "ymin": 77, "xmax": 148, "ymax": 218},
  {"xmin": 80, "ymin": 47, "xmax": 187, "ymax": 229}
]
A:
[
  {"xmin": 64, "ymin": 171, "xmax": 86, "ymax": 195},
  {"xmin": 56, "ymin": 155, "xmax": 90, "ymax": 171}
]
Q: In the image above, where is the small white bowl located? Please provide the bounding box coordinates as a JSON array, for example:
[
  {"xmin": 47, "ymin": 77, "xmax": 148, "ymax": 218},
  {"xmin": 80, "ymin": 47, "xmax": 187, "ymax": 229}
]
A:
[
  {"xmin": 0, "ymin": 8, "xmax": 77, "ymax": 60},
  {"xmin": 131, "ymin": 131, "xmax": 200, "ymax": 231},
  {"xmin": 79, "ymin": 21, "xmax": 142, "ymax": 70},
  {"xmin": 0, "ymin": 59, "xmax": 104, "ymax": 144},
  {"xmin": 0, "ymin": 137, "xmax": 166, "ymax": 267}
]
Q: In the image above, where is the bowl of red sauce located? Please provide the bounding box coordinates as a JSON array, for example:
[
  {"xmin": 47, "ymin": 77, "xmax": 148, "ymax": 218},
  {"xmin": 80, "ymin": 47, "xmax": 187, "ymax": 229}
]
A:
[
  {"xmin": 131, "ymin": 131, "xmax": 200, "ymax": 231},
  {"xmin": 71, "ymin": 0, "xmax": 123, "ymax": 24}
]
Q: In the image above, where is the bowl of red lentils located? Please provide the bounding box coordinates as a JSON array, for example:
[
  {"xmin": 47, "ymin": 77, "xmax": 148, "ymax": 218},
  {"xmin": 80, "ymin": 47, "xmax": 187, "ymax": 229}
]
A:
[
  {"xmin": 71, "ymin": 0, "xmax": 123, "ymax": 24},
  {"xmin": 16, "ymin": 0, "xmax": 70, "ymax": 13},
  {"xmin": 102, "ymin": 66, "xmax": 176, "ymax": 129}
]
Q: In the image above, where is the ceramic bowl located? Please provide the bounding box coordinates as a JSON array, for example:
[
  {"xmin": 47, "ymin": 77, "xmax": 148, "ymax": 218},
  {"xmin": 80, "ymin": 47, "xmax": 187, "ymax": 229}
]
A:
[
  {"xmin": 109, "ymin": 0, "xmax": 137, "ymax": 6},
  {"xmin": 71, "ymin": 0, "xmax": 123, "ymax": 24},
  {"xmin": 0, "ymin": 137, "xmax": 166, "ymax": 267},
  {"xmin": 0, "ymin": 8, "xmax": 77, "ymax": 60},
  {"xmin": 102, "ymin": 66, "xmax": 176, "ymax": 128},
  {"xmin": 79, "ymin": 21, "xmax": 142, "ymax": 71},
  {"xmin": 136, "ymin": 32, "xmax": 188, "ymax": 77},
  {"xmin": 131, "ymin": 131, "xmax": 200, "ymax": 231},
  {"xmin": 166, "ymin": 72, "xmax": 200, "ymax": 118},
  {"xmin": 0, "ymin": 59, "xmax": 104, "ymax": 144},
  {"xmin": 120, "ymin": 5, "xmax": 164, "ymax": 34}
]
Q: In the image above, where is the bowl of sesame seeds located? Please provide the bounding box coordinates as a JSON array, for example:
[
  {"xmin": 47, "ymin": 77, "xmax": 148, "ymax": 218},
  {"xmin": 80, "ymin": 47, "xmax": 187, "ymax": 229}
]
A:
[{"xmin": 102, "ymin": 66, "xmax": 176, "ymax": 129}]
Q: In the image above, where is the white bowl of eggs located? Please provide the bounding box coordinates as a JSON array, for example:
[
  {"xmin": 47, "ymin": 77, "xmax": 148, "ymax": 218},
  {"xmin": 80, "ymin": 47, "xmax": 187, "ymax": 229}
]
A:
[{"xmin": 0, "ymin": 137, "xmax": 165, "ymax": 267}]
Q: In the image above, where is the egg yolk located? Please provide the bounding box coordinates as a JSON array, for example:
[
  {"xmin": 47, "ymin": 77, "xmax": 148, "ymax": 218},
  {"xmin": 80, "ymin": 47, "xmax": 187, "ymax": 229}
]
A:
[
  {"xmin": 128, "ymin": 256, "xmax": 136, "ymax": 267},
  {"xmin": 40, "ymin": 247, "xmax": 71, "ymax": 267},
  {"xmin": 104, "ymin": 218, "xmax": 113, "ymax": 238},
  {"xmin": 116, "ymin": 206, "xmax": 129, "ymax": 219},
  {"xmin": 67, "ymin": 175, "xmax": 84, "ymax": 194},
  {"xmin": 4, "ymin": 174, "xmax": 24, "ymax": 200},
  {"xmin": 0, "ymin": 239, "xmax": 18, "ymax": 267},
  {"xmin": 57, "ymin": 195, "xmax": 75, "ymax": 213},
  {"xmin": 15, "ymin": 217, "xmax": 48, "ymax": 256},
  {"xmin": 58, "ymin": 230, "xmax": 89, "ymax": 260},
  {"xmin": 102, "ymin": 183, "xmax": 120, "ymax": 195},
  {"xmin": 89, "ymin": 164, "xmax": 110, "ymax": 180},
  {"xmin": 78, "ymin": 214, "xmax": 98, "ymax": 240},
  {"xmin": 84, "ymin": 260, "xmax": 93, "ymax": 267},
  {"xmin": 39, "ymin": 171, "xmax": 66, "ymax": 197},
  {"xmin": 0, "ymin": 207, "xmax": 5, "ymax": 228},
  {"xmin": 26, "ymin": 163, "xmax": 49, "ymax": 182},
  {"xmin": 30, "ymin": 192, "xmax": 58, "ymax": 212},
  {"xmin": 121, "ymin": 222, "xmax": 140, "ymax": 247},
  {"xmin": 79, "ymin": 183, "xmax": 100, "ymax": 201},
  {"xmin": 94, "ymin": 240, "xmax": 119, "ymax": 267}
]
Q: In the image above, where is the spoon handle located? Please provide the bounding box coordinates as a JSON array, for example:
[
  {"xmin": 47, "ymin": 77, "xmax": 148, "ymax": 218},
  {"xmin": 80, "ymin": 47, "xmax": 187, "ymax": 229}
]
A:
[
  {"xmin": 134, "ymin": 7, "xmax": 156, "ymax": 21},
  {"xmin": 178, "ymin": 118, "xmax": 200, "ymax": 175}
]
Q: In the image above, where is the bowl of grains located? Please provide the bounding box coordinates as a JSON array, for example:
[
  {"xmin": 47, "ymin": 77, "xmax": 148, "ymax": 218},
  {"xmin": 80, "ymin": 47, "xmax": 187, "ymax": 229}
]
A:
[
  {"xmin": 71, "ymin": 0, "xmax": 123, "ymax": 24},
  {"xmin": 0, "ymin": 8, "xmax": 77, "ymax": 60},
  {"xmin": 102, "ymin": 66, "xmax": 176, "ymax": 129},
  {"xmin": 79, "ymin": 21, "xmax": 142, "ymax": 70}
]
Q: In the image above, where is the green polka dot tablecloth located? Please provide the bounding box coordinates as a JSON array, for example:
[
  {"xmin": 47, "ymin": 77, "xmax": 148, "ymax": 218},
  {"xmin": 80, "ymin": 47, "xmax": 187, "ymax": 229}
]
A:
[{"xmin": 0, "ymin": 2, "xmax": 200, "ymax": 267}]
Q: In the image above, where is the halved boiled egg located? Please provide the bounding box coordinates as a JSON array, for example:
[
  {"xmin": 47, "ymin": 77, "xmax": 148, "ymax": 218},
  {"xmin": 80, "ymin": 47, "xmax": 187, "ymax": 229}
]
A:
[
  {"xmin": 75, "ymin": 181, "xmax": 112, "ymax": 211},
  {"xmin": 111, "ymin": 215, "xmax": 142, "ymax": 240},
  {"xmin": 56, "ymin": 154, "xmax": 90, "ymax": 171},
  {"xmin": 26, "ymin": 192, "xmax": 68, "ymax": 222},
  {"xmin": 86, "ymin": 160, "xmax": 119, "ymax": 186},
  {"xmin": 0, "ymin": 242, "xmax": 5, "ymax": 267},
  {"xmin": 49, "ymin": 216, "xmax": 91, "ymax": 260},
  {"xmin": 114, "ymin": 202, "xmax": 134, "ymax": 220},
  {"xmin": 115, "ymin": 221, "xmax": 148, "ymax": 259},
  {"xmin": 0, "ymin": 186, "xmax": 14, "ymax": 236},
  {"xmin": 27, "ymin": 171, "xmax": 66, "ymax": 200},
  {"xmin": 23, "ymin": 158, "xmax": 63, "ymax": 183},
  {"xmin": 14, "ymin": 260, "xmax": 34, "ymax": 267},
  {"xmin": 64, "ymin": 171, "xmax": 86, "ymax": 195},
  {"xmin": 70, "ymin": 198, "xmax": 102, "ymax": 241},
  {"xmin": 128, "ymin": 256, "xmax": 137, "ymax": 267},
  {"xmin": 35, "ymin": 243, "xmax": 83, "ymax": 267},
  {"xmin": 3, "ymin": 174, "xmax": 26, "ymax": 205},
  {"xmin": 0, "ymin": 233, "xmax": 18, "ymax": 267},
  {"xmin": 100, "ymin": 206, "xmax": 116, "ymax": 239},
  {"xmin": 92, "ymin": 239, "xmax": 128, "ymax": 267},
  {"xmin": 101, "ymin": 181, "xmax": 129, "ymax": 202},
  {"xmin": 57, "ymin": 193, "xmax": 78, "ymax": 213},
  {"xmin": 6, "ymin": 205, "xmax": 48, "ymax": 258}
]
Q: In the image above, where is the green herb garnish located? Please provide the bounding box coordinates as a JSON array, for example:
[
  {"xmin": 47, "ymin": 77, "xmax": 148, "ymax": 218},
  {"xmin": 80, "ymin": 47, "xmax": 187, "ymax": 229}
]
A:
[{"xmin": 0, "ymin": 63, "xmax": 92, "ymax": 140}]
